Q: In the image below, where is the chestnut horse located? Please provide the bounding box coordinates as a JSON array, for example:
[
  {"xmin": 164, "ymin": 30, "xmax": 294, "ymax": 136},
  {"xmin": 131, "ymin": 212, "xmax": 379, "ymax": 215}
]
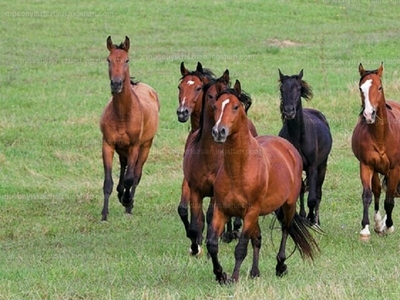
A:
[
  {"xmin": 207, "ymin": 80, "xmax": 319, "ymax": 283},
  {"xmin": 100, "ymin": 36, "xmax": 160, "ymax": 221},
  {"xmin": 278, "ymin": 69, "xmax": 332, "ymax": 226},
  {"xmin": 181, "ymin": 70, "xmax": 257, "ymax": 255},
  {"xmin": 352, "ymin": 63, "xmax": 400, "ymax": 238}
]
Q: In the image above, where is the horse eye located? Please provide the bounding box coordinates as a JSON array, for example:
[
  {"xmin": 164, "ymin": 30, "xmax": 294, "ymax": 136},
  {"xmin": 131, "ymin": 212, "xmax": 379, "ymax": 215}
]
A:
[
  {"xmin": 126, "ymin": 59, "xmax": 130, "ymax": 63},
  {"xmin": 378, "ymin": 86, "xmax": 382, "ymax": 91},
  {"xmin": 233, "ymin": 105, "xmax": 239, "ymax": 111},
  {"xmin": 195, "ymin": 87, "xmax": 202, "ymax": 92},
  {"xmin": 212, "ymin": 105, "xmax": 216, "ymax": 110},
  {"xmin": 107, "ymin": 58, "xmax": 110, "ymax": 63}
]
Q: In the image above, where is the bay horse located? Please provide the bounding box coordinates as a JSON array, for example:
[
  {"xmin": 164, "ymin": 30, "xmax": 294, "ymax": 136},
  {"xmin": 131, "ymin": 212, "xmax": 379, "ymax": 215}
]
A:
[
  {"xmin": 207, "ymin": 80, "xmax": 319, "ymax": 283},
  {"xmin": 176, "ymin": 61, "xmax": 215, "ymax": 133},
  {"xmin": 100, "ymin": 36, "xmax": 160, "ymax": 221},
  {"xmin": 181, "ymin": 70, "xmax": 258, "ymax": 256},
  {"xmin": 352, "ymin": 63, "xmax": 400, "ymax": 239},
  {"xmin": 278, "ymin": 69, "xmax": 332, "ymax": 226}
]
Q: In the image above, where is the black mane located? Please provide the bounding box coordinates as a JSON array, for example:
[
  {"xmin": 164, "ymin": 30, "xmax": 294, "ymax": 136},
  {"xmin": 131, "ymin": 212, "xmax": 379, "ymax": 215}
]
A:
[{"xmin": 179, "ymin": 68, "xmax": 215, "ymax": 81}]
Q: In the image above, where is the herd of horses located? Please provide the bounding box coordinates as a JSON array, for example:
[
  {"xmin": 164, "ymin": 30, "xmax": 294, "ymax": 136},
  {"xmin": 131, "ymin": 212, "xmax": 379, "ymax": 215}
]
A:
[{"xmin": 99, "ymin": 36, "xmax": 400, "ymax": 283}]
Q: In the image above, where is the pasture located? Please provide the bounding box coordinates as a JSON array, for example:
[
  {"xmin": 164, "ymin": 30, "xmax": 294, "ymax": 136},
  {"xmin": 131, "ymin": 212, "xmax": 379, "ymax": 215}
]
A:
[{"xmin": 1, "ymin": 0, "xmax": 400, "ymax": 299}]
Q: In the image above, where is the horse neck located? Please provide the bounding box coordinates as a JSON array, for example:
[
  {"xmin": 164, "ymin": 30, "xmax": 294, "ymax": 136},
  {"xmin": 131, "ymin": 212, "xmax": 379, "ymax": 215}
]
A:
[
  {"xmin": 111, "ymin": 74, "xmax": 135, "ymax": 120},
  {"xmin": 189, "ymin": 92, "xmax": 203, "ymax": 132},
  {"xmin": 222, "ymin": 114, "xmax": 256, "ymax": 175},
  {"xmin": 285, "ymin": 106, "xmax": 305, "ymax": 147},
  {"xmin": 368, "ymin": 99, "xmax": 389, "ymax": 146}
]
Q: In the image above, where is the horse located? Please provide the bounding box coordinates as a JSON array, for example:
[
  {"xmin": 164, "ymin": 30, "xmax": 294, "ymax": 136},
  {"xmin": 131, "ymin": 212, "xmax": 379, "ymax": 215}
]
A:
[
  {"xmin": 207, "ymin": 80, "xmax": 319, "ymax": 283},
  {"xmin": 176, "ymin": 61, "xmax": 215, "ymax": 133},
  {"xmin": 278, "ymin": 69, "xmax": 332, "ymax": 226},
  {"xmin": 352, "ymin": 62, "xmax": 400, "ymax": 239},
  {"xmin": 100, "ymin": 36, "xmax": 160, "ymax": 221},
  {"xmin": 180, "ymin": 70, "xmax": 257, "ymax": 256}
]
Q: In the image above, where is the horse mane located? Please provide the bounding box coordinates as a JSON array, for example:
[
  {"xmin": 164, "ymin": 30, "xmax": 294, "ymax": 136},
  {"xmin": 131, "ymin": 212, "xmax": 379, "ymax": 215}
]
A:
[
  {"xmin": 130, "ymin": 77, "xmax": 140, "ymax": 86},
  {"xmin": 179, "ymin": 68, "xmax": 215, "ymax": 81},
  {"xmin": 359, "ymin": 68, "xmax": 379, "ymax": 84},
  {"xmin": 215, "ymin": 88, "xmax": 253, "ymax": 113},
  {"xmin": 114, "ymin": 42, "xmax": 129, "ymax": 51}
]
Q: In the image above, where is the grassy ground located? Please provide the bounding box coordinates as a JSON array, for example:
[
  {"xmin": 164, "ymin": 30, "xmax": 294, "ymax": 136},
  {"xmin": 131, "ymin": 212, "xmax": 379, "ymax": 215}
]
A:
[{"xmin": 2, "ymin": 0, "xmax": 400, "ymax": 299}]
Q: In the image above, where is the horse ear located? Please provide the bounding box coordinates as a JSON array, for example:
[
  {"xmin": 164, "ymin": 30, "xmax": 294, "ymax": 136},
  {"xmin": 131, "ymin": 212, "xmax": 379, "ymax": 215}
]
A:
[
  {"xmin": 106, "ymin": 36, "xmax": 114, "ymax": 51},
  {"xmin": 377, "ymin": 62, "xmax": 384, "ymax": 77},
  {"xmin": 222, "ymin": 69, "xmax": 230, "ymax": 85},
  {"xmin": 123, "ymin": 36, "xmax": 130, "ymax": 52},
  {"xmin": 298, "ymin": 69, "xmax": 304, "ymax": 80},
  {"xmin": 234, "ymin": 80, "xmax": 241, "ymax": 95},
  {"xmin": 180, "ymin": 62, "xmax": 189, "ymax": 76},
  {"xmin": 216, "ymin": 81, "xmax": 224, "ymax": 94},
  {"xmin": 359, "ymin": 63, "xmax": 366, "ymax": 76},
  {"xmin": 196, "ymin": 62, "xmax": 203, "ymax": 73},
  {"xmin": 278, "ymin": 69, "xmax": 285, "ymax": 81}
]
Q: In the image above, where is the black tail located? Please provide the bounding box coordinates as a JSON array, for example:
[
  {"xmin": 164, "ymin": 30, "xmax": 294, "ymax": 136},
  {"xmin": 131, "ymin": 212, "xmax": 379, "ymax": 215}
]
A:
[{"xmin": 276, "ymin": 209, "xmax": 320, "ymax": 261}]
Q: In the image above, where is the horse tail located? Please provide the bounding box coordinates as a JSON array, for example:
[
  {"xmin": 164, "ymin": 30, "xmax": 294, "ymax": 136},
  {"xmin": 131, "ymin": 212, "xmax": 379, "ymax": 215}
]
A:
[
  {"xmin": 276, "ymin": 209, "xmax": 320, "ymax": 261},
  {"xmin": 289, "ymin": 213, "xmax": 320, "ymax": 260}
]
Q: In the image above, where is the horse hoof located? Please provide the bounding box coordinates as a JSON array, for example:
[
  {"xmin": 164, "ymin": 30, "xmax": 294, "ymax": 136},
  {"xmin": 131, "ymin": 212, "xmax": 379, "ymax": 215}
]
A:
[
  {"xmin": 275, "ymin": 264, "xmax": 288, "ymax": 277},
  {"xmin": 124, "ymin": 212, "xmax": 133, "ymax": 218},
  {"xmin": 360, "ymin": 225, "xmax": 370, "ymax": 239},
  {"xmin": 359, "ymin": 234, "xmax": 371, "ymax": 241},
  {"xmin": 189, "ymin": 245, "xmax": 202, "ymax": 257}
]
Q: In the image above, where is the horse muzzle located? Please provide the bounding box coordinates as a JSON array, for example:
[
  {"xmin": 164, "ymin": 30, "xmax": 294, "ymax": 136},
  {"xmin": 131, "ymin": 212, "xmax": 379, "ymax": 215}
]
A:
[
  {"xmin": 176, "ymin": 108, "xmax": 190, "ymax": 123},
  {"xmin": 110, "ymin": 79, "xmax": 123, "ymax": 94},
  {"xmin": 283, "ymin": 106, "xmax": 296, "ymax": 120},
  {"xmin": 212, "ymin": 125, "xmax": 228, "ymax": 143}
]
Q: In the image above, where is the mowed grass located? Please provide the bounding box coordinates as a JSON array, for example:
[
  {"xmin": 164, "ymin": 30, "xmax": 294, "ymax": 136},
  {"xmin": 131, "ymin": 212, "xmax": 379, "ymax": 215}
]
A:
[{"xmin": 2, "ymin": 0, "xmax": 400, "ymax": 299}]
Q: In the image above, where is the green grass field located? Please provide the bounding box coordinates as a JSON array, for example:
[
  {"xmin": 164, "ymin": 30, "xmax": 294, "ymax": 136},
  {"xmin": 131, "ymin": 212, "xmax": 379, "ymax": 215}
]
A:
[{"xmin": 2, "ymin": 0, "xmax": 400, "ymax": 299}]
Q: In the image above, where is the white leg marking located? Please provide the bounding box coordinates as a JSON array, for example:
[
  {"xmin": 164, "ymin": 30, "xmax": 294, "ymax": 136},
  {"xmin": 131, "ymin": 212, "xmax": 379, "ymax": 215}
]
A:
[
  {"xmin": 215, "ymin": 99, "xmax": 230, "ymax": 128},
  {"xmin": 374, "ymin": 211, "xmax": 382, "ymax": 232},
  {"xmin": 360, "ymin": 224, "xmax": 370, "ymax": 237}
]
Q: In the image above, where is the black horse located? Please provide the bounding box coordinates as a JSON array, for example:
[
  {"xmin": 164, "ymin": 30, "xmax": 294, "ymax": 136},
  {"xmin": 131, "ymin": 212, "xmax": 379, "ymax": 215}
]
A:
[{"xmin": 278, "ymin": 69, "xmax": 332, "ymax": 225}]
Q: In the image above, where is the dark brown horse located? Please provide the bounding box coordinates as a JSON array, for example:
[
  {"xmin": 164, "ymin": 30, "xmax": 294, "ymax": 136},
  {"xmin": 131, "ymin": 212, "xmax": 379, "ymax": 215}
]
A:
[
  {"xmin": 207, "ymin": 80, "xmax": 319, "ymax": 283},
  {"xmin": 352, "ymin": 63, "xmax": 400, "ymax": 239},
  {"xmin": 278, "ymin": 69, "xmax": 332, "ymax": 226},
  {"xmin": 100, "ymin": 36, "xmax": 160, "ymax": 221}
]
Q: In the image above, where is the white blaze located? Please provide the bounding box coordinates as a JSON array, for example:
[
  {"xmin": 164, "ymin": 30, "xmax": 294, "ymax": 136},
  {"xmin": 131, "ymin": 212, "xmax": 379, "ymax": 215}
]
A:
[
  {"xmin": 215, "ymin": 99, "xmax": 230, "ymax": 127},
  {"xmin": 360, "ymin": 79, "xmax": 374, "ymax": 121}
]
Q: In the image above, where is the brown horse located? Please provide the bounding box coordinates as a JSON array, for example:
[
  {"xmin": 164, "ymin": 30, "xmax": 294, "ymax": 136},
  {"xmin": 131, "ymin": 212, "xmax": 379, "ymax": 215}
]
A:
[
  {"xmin": 207, "ymin": 80, "xmax": 319, "ymax": 283},
  {"xmin": 100, "ymin": 36, "xmax": 160, "ymax": 221},
  {"xmin": 176, "ymin": 61, "xmax": 215, "ymax": 133},
  {"xmin": 352, "ymin": 63, "xmax": 400, "ymax": 238}
]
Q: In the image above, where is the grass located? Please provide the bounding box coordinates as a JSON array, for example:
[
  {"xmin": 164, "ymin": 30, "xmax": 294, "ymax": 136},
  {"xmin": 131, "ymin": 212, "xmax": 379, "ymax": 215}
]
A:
[{"xmin": 2, "ymin": 0, "xmax": 400, "ymax": 299}]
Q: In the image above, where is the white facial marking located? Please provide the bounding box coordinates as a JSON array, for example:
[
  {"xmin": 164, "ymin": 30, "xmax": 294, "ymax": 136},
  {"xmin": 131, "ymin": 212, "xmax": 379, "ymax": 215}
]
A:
[
  {"xmin": 215, "ymin": 99, "xmax": 230, "ymax": 127},
  {"xmin": 360, "ymin": 79, "xmax": 374, "ymax": 122},
  {"xmin": 187, "ymin": 80, "xmax": 195, "ymax": 86},
  {"xmin": 178, "ymin": 97, "xmax": 186, "ymax": 112}
]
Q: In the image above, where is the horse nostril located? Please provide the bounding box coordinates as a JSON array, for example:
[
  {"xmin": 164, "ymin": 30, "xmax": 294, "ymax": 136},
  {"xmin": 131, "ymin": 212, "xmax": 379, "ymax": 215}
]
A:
[{"xmin": 220, "ymin": 128, "xmax": 226, "ymax": 136}]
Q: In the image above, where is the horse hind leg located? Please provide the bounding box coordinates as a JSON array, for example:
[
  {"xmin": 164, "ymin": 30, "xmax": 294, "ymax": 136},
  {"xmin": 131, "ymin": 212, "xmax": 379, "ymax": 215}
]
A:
[
  {"xmin": 274, "ymin": 207, "xmax": 290, "ymax": 276},
  {"xmin": 299, "ymin": 180, "xmax": 307, "ymax": 218}
]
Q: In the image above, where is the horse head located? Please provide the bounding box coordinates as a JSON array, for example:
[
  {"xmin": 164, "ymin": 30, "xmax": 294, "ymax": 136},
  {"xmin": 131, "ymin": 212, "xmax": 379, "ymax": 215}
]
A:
[
  {"xmin": 106, "ymin": 36, "xmax": 130, "ymax": 94},
  {"xmin": 358, "ymin": 62, "xmax": 384, "ymax": 124},
  {"xmin": 212, "ymin": 80, "xmax": 245, "ymax": 143},
  {"xmin": 177, "ymin": 62, "xmax": 214, "ymax": 123},
  {"xmin": 278, "ymin": 69, "xmax": 312, "ymax": 120}
]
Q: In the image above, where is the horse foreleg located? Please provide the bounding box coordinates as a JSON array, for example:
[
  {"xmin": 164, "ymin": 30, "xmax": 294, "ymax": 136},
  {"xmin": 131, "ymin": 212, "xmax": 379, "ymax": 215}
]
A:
[
  {"xmin": 206, "ymin": 207, "xmax": 228, "ymax": 283},
  {"xmin": 101, "ymin": 142, "xmax": 115, "ymax": 221},
  {"xmin": 123, "ymin": 146, "xmax": 140, "ymax": 214},
  {"xmin": 315, "ymin": 161, "xmax": 328, "ymax": 226},
  {"xmin": 379, "ymin": 172, "xmax": 398, "ymax": 235},
  {"xmin": 117, "ymin": 156, "xmax": 127, "ymax": 202},
  {"xmin": 360, "ymin": 164, "xmax": 373, "ymax": 238},
  {"xmin": 188, "ymin": 191, "xmax": 204, "ymax": 256},
  {"xmin": 231, "ymin": 211, "xmax": 259, "ymax": 282},
  {"xmin": 178, "ymin": 178, "xmax": 191, "ymax": 235},
  {"xmin": 371, "ymin": 172, "xmax": 382, "ymax": 233},
  {"xmin": 306, "ymin": 166, "xmax": 318, "ymax": 224}
]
